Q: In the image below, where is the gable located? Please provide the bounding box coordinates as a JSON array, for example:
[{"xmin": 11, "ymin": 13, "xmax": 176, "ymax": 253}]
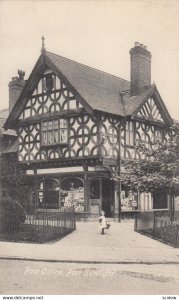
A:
[
  {"xmin": 4, "ymin": 51, "xmax": 172, "ymax": 130},
  {"xmin": 136, "ymin": 97, "xmax": 164, "ymax": 123},
  {"xmin": 131, "ymin": 86, "xmax": 173, "ymax": 126},
  {"xmin": 18, "ymin": 68, "xmax": 85, "ymax": 121}
]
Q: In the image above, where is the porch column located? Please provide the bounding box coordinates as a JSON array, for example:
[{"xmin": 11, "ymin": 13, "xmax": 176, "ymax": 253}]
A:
[
  {"xmin": 32, "ymin": 170, "xmax": 38, "ymax": 212},
  {"xmin": 84, "ymin": 172, "xmax": 89, "ymax": 213},
  {"xmin": 114, "ymin": 181, "xmax": 119, "ymax": 220}
]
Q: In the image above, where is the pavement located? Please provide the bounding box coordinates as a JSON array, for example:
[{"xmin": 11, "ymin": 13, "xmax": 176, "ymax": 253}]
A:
[{"xmin": 0, "ymin": 220, "xmax": 179, "ymax": 264}]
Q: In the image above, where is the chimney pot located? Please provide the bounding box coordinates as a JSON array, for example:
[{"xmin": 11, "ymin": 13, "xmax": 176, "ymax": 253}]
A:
[{"xmin": 135, "ymin": 42, "xmax": 140, "ymax": 47}]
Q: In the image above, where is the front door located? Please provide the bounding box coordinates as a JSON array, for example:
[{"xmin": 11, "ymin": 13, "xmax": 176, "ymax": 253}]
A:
[{"xmin": 90, "ymin": 178, "xmax": 114, "ymax": 216}]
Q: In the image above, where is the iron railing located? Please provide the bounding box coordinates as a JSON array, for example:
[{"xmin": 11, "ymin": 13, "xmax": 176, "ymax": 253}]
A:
[
  {"xmin": 134, "ymin": 209, "xmax": 179, "ymax": 248},
  {"xmin": 0, "ymin": 206, "xmax": 76, "ymax": 243}
]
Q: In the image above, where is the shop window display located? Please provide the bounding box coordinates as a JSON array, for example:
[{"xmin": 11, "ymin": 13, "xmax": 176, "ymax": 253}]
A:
[
  {"xmin": 121, "ymin": 190, "xmax": 138, "ymax": 211},
  {"xmin": 60, "ymin": 178, "xmax": 84, "ymax": 212}
]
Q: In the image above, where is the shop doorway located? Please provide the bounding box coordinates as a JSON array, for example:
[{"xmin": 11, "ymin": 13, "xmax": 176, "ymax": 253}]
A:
[
  {"xmin": 101, "ymin": 179, "xmax": 114, "ymax": 217},
  {"xmin": 90, "ymin": 178, "xmax": 114, "ymax": 217}
]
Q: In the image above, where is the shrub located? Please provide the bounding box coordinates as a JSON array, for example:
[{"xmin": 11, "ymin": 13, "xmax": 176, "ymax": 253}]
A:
[{"xmin": 0, "ymin": 198, "xmax": 26, "ymax": 232}]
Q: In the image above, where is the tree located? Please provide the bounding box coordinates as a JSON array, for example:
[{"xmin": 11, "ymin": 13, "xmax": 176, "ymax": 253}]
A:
[
  {"xmin": 112, "ymin": 125, "xmax": 179, "ymax": 201},
  {"xmin": 0, "ymin": 153, "xmax": 31, "ymax": 208}
]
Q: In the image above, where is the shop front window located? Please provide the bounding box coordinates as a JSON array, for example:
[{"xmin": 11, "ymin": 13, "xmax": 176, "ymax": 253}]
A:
[
  {"xmin": 38, "ymin": 178, "xmax": 59, "ymax": 209},
  {"xmin": 60, "ymin": 178, "xmax": 84, "ymax": 212},
  {"xmin": 121, "ymin": 190, "xmax": 138, "ymax": 211}
]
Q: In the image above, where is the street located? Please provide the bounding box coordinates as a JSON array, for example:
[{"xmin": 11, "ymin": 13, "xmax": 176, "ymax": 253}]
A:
[{"xmin": 0, "ymin": 259, "xmax": 179, "ymax": 295}]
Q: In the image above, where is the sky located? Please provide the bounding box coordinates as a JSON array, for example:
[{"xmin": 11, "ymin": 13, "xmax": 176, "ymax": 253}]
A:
[{"xmin": 0, "ymin": 0, "xmax": 179, "ymax": 119}]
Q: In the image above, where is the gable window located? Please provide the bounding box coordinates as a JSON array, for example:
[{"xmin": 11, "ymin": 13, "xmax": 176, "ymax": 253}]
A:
[
  {"xmin": 42, "ymin": 119, "xmax": 68, "ymax": 146},
  {"xmin": 126, "ymin": 121, "xmax": 134, "ymax": 146}
]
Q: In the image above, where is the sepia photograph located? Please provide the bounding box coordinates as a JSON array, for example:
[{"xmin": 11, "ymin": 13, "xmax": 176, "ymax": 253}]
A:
[{"xmin": 0, "ymin": 0, "xmax": 179, "ymax": 298}]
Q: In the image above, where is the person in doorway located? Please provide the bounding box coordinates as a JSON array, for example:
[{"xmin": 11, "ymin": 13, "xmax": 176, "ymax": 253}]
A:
[{"xmin": 99, "ymin": 211, "xmax": 110, "ymax": 235}]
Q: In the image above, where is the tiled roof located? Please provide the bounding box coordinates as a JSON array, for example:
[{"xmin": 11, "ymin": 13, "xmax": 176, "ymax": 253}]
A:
[
  {"xmin": 124, "ymin": 85, "xmax": 155, "ymax": 115},
  {"xmin": 173, "ymin": 119, "xmax": 179, "ymax": 125},
  {"xmin": 46, "ymin": 52, "xmax": 163, "ymax": 119},
  {"xmin": 0, "ymin": 108, "xmax": 9, "ymax": 130},
  {"xmin": 0, "ymin": 108, "xmax": 16, "ymax": 135},
  {"xmin": 46, "ymin": 51, "xmax": 130, "ymax": 116},
  {"xmin": 2, "ymin": 139, "xmax": 18, "ymax": 154},
  {"xmin": 4, "ymin": 50, "xmax": 173, "ymax": 128}
]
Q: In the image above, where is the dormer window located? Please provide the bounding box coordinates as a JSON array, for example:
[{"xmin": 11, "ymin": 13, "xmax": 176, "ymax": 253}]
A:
[{"xmin": 41, "ymin": 118, "xmax": 68, "ymax": 146}]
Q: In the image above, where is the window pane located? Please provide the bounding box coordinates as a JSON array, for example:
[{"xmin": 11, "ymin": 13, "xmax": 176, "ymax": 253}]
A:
[
  {"xmin": 60, "ymin": 119, "xmax": 67, "ymax": 128},
  {"xmin": 42, "ymin": 132, "xmax": 48, "ymax": 144},
  {"xmin": 42, "ymin": 118, "xmax": 68, "ymax": 146},
  {"xmin": 130, "ymin": 132, "xmax": 134, "ymax": 145},
  {"xmin": 48, "ymin": 131, "xmax": 53, "ymax": 144},
  {"xmin": 53, "ymin": 130, "xmax": 59, "ymax": 143},
  {"xmin": 43, "ymin": 121, "xmax": 48, "ymax": 131},
  {"xmin": 53, "ymin": 120, "xmax": 58, "ymax": 129},
  {"xmin": 126, "ymin": 122, "xmax": 134, "ymax": 146},
  {"xmin": 126, "ymin": 132, "xmax": 130, "ymax": 145},
  {"xmin": 60, "ymin": 129, "xmax": 68, "ymax": 143},
  {"xmin": 48, "ymin": 121, "xmax": 53, "ymax": 130}
]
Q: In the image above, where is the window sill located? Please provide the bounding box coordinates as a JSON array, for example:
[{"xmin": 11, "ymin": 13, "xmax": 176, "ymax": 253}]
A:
[
  {"xmin": 41, "ymin": 143, "xmax": 68, "ymax": 149},
  {"xmin": 125, "ymin": 144, "xmax": 135, "ymax": 148}
]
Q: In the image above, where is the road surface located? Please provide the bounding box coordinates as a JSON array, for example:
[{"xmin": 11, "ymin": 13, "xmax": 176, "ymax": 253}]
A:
[{"xmin": 0, "ymin": 259, "xmax": 179, "ymax": 295}]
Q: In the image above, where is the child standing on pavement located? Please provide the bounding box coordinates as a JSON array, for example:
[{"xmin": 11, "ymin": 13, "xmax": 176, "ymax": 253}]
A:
[{"xmin": 99, "ymin": 210, "xmax": 108, "ymax": 235}]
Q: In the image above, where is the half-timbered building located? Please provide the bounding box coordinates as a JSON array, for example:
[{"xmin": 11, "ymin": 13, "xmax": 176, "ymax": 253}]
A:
[{"xmin": 4, "ymin": 41, "xmax": 174, "ymax": 217}]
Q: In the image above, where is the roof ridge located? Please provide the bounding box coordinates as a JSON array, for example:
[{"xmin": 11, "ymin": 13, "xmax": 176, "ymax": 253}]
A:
[{"xmin": 46, "ymin": 51, "xmax": 130, "ymax": 84}]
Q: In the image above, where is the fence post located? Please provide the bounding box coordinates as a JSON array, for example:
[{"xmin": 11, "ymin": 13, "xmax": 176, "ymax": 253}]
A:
[
  {"xmin": 73, "ymin": 206, "xmax": 76, "ymax": 230},
  {"xmin": 134, "ymin": 211, "xmax": 137, "ymax": 231},
  {"xmin": 153, "ymin": 211, "xmax": 155, "ymax": 239},
  {"xmin": 42, "ymin": 211, "xmax": 45, "ymax": 243},
  {"xmin": 176, "ymin": 225, "xmax": 179, "ymax": 248}
]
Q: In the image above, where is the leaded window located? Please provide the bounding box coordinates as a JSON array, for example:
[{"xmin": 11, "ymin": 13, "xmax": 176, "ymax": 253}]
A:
[
  {"xmin": 42, "ymin": 119, "xmax": 68, "ymax": 146},
  {"xmin": 126, "ymin": 121, "xmax": 134, "ymax": 146}
]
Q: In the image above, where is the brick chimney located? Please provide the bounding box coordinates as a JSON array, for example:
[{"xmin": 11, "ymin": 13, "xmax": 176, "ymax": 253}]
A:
[
  {"xmin": 8, "ymin": 70, "xmax": 26, "ymax": 112},
  {"xmin": 130, "ymin": 42, "xmax": 152, "ymax": 96}
]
